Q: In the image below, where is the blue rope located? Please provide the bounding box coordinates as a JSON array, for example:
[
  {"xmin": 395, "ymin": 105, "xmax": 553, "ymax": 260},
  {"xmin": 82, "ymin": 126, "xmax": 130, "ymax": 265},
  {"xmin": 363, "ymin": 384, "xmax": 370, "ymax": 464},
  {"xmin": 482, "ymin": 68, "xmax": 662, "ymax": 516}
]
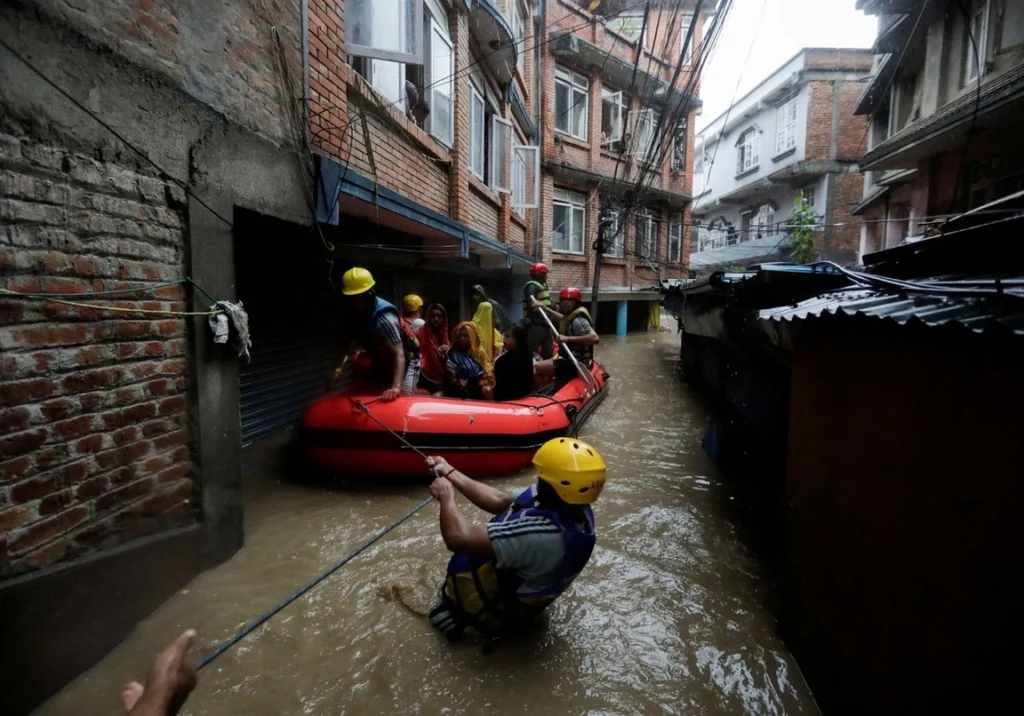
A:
[{"xmin": 196, "ymin": 495, "xmax": 434, "ymax": 670}]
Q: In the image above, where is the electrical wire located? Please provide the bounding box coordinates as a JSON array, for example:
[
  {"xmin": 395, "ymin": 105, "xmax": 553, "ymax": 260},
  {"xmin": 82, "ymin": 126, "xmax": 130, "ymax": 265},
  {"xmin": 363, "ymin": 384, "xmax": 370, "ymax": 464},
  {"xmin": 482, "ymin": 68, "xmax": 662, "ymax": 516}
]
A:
[{"xmin": 0, "ymin": 287, "xmax": 222, "ymax": 316}]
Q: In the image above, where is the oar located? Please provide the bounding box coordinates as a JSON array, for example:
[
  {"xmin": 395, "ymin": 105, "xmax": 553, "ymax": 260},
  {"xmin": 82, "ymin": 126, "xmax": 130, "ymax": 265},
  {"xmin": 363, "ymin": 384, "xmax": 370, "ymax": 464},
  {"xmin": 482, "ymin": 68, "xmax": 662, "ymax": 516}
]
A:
[{"xmin": 532, "ymin": 303, "xmax": 597, "ymax": 394}]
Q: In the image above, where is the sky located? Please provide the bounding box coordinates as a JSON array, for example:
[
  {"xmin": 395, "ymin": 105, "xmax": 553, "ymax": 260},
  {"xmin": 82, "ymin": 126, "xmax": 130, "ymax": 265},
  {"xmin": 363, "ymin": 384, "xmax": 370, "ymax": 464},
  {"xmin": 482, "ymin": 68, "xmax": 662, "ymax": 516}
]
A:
[{"xmin": 696, "ymin": 0, "xmax": 879, "ymax": 130}]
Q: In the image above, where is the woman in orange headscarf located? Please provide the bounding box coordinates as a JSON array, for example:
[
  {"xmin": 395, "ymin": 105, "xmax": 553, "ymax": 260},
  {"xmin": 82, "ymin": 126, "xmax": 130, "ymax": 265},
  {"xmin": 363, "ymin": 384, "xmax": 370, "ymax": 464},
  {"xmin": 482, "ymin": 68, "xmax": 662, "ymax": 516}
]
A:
[{"xmin": 444, "ymin": 321, "xmax": 494, "ymax": 400}]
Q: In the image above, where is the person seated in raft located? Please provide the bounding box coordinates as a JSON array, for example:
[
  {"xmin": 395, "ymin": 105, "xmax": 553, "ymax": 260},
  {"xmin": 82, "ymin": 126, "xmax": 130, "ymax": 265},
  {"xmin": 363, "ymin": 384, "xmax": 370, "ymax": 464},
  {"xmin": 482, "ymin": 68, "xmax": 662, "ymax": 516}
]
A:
[
  {"xmin": 329, "ymin": 267, "xmax": 421, "ymax": 401},
  {"xmin": 424, "ymin": 437, "xmax": 605, "ymax": 641},
  {"xmin": 444, "ymin": 321, "xmax": 494, "ymax": 400},
  {"xmin": 532, "ymin": 286, "xmax": 599, "ymax": 383},
  {"xmin": 416, "ymin": 303, "xmax": 450, "ymax": 396},
  {"xmin": 492, "ymin": 321, "xmax": 535, "ymax": 402},
  {"xmin": 469, "ymin": 284, "xmax": 507, "ymax": 360},
  {"xmin": 402, "ymin": 294, "xmax": 426, "ymax": 332}
]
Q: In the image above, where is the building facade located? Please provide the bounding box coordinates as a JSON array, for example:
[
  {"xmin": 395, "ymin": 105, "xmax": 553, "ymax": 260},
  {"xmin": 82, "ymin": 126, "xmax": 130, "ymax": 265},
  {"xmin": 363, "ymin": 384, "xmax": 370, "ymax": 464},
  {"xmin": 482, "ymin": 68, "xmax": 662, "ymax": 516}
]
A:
[
  {"xmin": 853, "ymin": 0, "xmax": 1024, "ymax": 258},
  {"xmin": 690, "ymin": 48, "xmax": 872, "ymax": 274}
]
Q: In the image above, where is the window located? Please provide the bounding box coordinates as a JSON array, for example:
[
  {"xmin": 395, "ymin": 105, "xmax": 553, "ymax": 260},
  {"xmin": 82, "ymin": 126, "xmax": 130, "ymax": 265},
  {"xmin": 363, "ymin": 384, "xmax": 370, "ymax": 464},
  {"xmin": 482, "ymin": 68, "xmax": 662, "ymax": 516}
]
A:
[
  {"xmin": 368, "ymin": 59, "xmax": 407, "ymax": 112},
  {"xmin": 606, "ymin": 11, "xmax": 646, "ymax": 45},
  {"xmin": 427, "ymin": 18, "xmax": 454, "ymax": 145},
  {"xmin": 346, "ymin": 0, "xmax": 423, "ymax": 64},
  {"xmin": 511, "ymin": 137, "xmax": 540, "ymax": 213},
  {"xmin": 509, "ymin": 1, "xmax": 526, "ymax": 70},
  {"xmin": 680, "ymin": 15, "xmax": 693, "ymax": 65},
  {"xmin": 668, "ymin": 216, "xmax": 683, "ymax": 263},
  {"xmin": 635, "ymin": 210, "xmax": 657, "ymax": 260},
  {"xmin": 469, "ymin": 86, "xmax": 486, "ymax": 180},
  {"xmin": 671, "ymin": 118, "xmax": 687, "ymax": 173},
  {"xmin": 797, "ymin": 186, "xmax": 816, "ymax": 211},
  {"xmin": 601, "ymin": 88, "xmax": 627, "ymax": 148},
  {"xmin": 752, "ymin": 204, "xmax": 775, "ymax": 238},
  {"xmin": 555, "ymin": 66, "xmax": 589, "ymax": 140},
  {"xmin": 737, "ymin": 127, "xmax": 759, "ymax": 174},
  {"xmin": 552, "ymin": 188, "xmax": 586, "ymax": 254},
  {"xmin": 606, "ymin": 212, "xmax": 624, "ymax": 258},
  {"xmin": 775, "ymin": 98, "xmax": 797, "ymax": 155},
  {"xmin": 963, "ymin": 0, "xmax": 990, "ymax": 86},
  {"xmin": 631, "ymin": 108, "xmax": 660, "ymax": 164},
  {"xmin": 491, "ymin": 116, "xmax": 512, "ymax": 193}
]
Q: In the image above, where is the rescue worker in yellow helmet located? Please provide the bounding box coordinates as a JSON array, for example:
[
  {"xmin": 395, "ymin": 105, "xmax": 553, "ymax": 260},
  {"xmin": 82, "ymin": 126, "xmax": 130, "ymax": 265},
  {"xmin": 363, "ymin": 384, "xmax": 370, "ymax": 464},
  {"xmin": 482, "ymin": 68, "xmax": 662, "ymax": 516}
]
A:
[
  {"xmin": 331, "ymin": 267, "xmax": 421, "ymax": 401},
  {"xmin": 425, "ymin": 437, "xmax": 605, "ymax": 640},
  {"xmin": 401, "ymin": 294, "xmax": 425, "ymax": 333}
]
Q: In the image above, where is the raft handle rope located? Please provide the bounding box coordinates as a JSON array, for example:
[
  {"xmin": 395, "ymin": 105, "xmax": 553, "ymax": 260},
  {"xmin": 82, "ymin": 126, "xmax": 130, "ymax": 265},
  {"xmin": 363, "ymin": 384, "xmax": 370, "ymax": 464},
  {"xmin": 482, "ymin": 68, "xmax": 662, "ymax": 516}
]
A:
[{"xmin": 197, "ymin": 400, "xmax": 445, "ymax": 671}]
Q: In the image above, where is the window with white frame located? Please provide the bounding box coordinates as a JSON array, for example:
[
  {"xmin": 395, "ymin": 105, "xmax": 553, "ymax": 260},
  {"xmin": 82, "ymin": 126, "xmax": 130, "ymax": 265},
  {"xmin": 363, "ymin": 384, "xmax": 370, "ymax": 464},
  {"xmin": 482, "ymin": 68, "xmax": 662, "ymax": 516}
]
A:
[
  {"xmin": 509, "ymin": 0, "xmax": 526, "ymax": 71},
  {"xmin": 668, "ymin": 215, "xmax": 683, "ymax": 263},
  {"xmin": 775, "ymin": 97, "xmax": 797, "ymax": 155},
  {"xmin": 601, "ymin": 88, "xmax": 627, "ymax": 148},
  {"xmin": 511, "ymin": 139, "xmax": 540, "ymax": 213},
  {"xmin": 797, "ymin": 186, "xmax": 816, "ymax": 211},
  {"xmin": 606, "ymin": 10, "xmax": 647, "ymax": 45},
  {"xmin": 680, "ymin": 15, "xmax": 693, "ymax": 64},
  {"xmin": 469, "ymin": 85, "xmax": 486, "ymax": 180},
  {"xmin": 491, "ymin": 115, "xmax": 512, "ymax": 193},
  {"xmin": 346, "ymin": 0, "xmax": 423, "ymax": 64},
  {"xmin": 427, "ymin": 17, "xmax": 454, "ymax": 145},
  {"xmin": 635, "ymin": 210, "xmax": 657, "ymax": 260},
  {"xmin": 555, "ymin": 66, "xmax": 589, "ymax": 140},
  {"xmin": 963, "ymin": 0, "xmax": 990, "ymax": 86},
  {"xmin": 552, "ymin": 188, "xmax": 586, "ymax": 254},
  {"xmin": 606, "ymin": 211, "xmax": 624, "ymax": 257},
  {"xmin": 752, "ymin": 204, "xmax": 775, "ymax": 238},
  {"xmin": 632, "ymin": 108, "xmax": 660, "ymax": 164},
  {"xmin": 737, "ymin": 127, "xmax": 759, "ymax": 174}
]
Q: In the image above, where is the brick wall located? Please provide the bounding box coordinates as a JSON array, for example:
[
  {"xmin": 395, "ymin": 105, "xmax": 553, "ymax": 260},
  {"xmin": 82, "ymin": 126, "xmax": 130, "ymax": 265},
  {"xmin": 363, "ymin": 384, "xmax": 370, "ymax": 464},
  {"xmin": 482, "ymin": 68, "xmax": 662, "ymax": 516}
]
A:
[
  {"xmin": 0, "ymin": 130, "xmax": 194, "ymax": 578},
  {"xmin": 31, "ymin": 0, "xmax": 302, "ymax": 146},
  {"xmin": 837, "ymin": 80, "xmax": 869, "ymax": 160},
  {"xmin": 805, "ymin": 81, "xmax": 835, "ymax": 162},
  {"xmin": 826, "ymin": 173, "xmax": 864, "ymax": 256}
]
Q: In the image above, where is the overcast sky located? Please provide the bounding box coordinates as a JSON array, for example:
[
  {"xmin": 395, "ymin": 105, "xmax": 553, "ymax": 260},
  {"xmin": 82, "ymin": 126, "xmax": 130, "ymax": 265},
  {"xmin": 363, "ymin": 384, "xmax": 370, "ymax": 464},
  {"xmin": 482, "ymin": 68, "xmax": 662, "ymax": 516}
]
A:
[{"xmin": 696, "ymin": 0, "xmax": 879, "ymax": 130}]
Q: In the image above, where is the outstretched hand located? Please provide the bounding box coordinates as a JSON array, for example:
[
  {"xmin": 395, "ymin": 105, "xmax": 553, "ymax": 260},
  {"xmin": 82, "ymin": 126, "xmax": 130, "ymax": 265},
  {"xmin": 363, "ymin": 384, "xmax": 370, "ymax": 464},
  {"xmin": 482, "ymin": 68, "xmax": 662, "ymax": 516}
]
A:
[{"xmin": 122, "ymin": 629, "xmax": 197, "ymax": 716}]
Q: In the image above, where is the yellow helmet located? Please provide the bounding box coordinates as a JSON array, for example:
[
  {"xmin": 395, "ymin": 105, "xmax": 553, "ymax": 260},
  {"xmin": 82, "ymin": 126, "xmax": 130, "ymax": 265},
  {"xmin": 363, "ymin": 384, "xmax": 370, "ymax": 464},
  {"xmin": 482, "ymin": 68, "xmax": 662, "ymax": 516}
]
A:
[
  {"xmin": 533, "ymin": 438, "xmax": 606, "ymax": 505},
  {"xmin": 402, "ymin": 294, "xmax": 424, "ymax": 312},
  {"xmin": 341, "ymin": 267, "xmax": 376, "ymax": 296}
]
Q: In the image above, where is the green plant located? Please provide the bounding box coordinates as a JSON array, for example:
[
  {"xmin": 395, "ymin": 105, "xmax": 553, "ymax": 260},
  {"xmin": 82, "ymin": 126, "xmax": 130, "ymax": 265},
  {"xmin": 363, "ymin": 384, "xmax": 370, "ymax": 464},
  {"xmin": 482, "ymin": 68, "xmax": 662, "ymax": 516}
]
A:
[{"xmin": 790, "ymin": 192, "xmax": 816, "ymax": 264}]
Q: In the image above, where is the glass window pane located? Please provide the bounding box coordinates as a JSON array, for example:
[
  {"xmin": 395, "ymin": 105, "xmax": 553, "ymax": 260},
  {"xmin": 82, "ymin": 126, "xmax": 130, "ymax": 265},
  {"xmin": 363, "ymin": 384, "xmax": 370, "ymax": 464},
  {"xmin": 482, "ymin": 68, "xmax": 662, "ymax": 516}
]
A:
[
  {"xmin": 555, "ymin": 83, "xmax": 569, "ymax": 133},
  {"xmin": 552, "ymin": 205, "xmax": 569, "ymax": 251}
]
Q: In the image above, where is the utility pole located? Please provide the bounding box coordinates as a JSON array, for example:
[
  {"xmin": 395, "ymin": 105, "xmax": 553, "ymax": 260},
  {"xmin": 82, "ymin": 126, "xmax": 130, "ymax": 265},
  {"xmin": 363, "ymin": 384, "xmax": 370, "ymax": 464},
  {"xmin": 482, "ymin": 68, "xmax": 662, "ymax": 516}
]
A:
[{"xmin": 590, "ymin": 208, "xmax": 614, "ymax": 322}]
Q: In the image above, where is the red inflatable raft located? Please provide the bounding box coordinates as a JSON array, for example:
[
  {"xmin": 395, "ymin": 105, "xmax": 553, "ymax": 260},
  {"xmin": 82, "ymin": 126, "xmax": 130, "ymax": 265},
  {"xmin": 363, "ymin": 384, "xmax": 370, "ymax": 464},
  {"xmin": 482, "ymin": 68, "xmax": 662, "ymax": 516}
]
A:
[{"xmin": 301, "ymin": 360, "xmax": 609, "ymax": 477}]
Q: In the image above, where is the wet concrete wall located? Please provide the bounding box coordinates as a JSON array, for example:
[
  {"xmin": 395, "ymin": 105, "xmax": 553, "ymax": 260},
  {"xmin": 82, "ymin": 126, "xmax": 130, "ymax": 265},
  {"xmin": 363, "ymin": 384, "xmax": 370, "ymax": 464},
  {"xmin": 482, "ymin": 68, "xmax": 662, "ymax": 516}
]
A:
[{"xmin": 783, "ymin": 325, "xmax": 1024, "ymax": 715}]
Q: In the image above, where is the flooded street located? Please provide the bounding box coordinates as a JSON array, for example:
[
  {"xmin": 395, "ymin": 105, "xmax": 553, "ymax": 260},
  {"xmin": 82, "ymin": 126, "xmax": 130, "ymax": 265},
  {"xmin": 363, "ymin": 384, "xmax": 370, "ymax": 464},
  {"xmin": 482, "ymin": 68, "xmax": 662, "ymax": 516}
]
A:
[{"xmin": 37, "ymin": 331, "xmax": 816, "ymax": 715}]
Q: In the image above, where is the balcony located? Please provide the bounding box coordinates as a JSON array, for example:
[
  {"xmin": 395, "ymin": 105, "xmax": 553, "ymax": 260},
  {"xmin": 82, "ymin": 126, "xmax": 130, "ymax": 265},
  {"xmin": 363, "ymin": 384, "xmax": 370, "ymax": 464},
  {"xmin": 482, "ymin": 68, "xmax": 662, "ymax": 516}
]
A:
[{"xmin": 469, "ymin": 0, "xmax": 517, "ymax": 85}]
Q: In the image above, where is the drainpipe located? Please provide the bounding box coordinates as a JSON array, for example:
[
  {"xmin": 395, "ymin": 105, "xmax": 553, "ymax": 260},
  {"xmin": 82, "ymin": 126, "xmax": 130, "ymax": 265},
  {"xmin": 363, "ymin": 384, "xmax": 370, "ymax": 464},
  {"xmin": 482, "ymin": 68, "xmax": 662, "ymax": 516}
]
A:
[
  {"xmin": 532, "ymin": 0, "xmax": 545, "ymax": 259},
  {"xmin": 301, "ymin": 0, "xmax": 311, "ymax": 148}
]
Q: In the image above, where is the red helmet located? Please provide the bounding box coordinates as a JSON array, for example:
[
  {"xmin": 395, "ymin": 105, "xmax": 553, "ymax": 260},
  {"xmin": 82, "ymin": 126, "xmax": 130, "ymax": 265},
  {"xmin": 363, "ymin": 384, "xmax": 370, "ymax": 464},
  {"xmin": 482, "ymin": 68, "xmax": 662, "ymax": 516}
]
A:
[
  {"xmin": 560, "ymin": 287, "xmax": 583, "ymax": 302},
  {"xmin": 529, "ymin": 262, "xmax": 550, "ymax": 277}
]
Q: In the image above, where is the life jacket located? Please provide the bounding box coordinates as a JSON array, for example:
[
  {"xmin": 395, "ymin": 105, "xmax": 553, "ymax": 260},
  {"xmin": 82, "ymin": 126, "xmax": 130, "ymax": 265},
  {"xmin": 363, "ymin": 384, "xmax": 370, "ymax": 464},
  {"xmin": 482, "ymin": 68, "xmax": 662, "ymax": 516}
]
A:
[
  {"xmin": 438, "ymin": 485, "xmax": 596, "ymax": 639},
  {"xmin": 360, "ymin": 297, "xmax": 420, "ymax": 385},
  {"xmin": 558, "ymin": 306, "xmax": 594, "ymax": 362},
  {"xmin": 522, "ymin": 280, "xmax": 551, "ymax": 320}
]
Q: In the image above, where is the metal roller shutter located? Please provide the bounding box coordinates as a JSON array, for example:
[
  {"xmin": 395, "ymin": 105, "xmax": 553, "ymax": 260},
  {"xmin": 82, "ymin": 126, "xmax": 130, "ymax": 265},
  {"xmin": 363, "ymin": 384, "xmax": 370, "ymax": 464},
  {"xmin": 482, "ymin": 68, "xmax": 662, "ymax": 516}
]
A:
[{"xmin": 236, "ymin": 213, "xmax": 339, "ymax": 444}]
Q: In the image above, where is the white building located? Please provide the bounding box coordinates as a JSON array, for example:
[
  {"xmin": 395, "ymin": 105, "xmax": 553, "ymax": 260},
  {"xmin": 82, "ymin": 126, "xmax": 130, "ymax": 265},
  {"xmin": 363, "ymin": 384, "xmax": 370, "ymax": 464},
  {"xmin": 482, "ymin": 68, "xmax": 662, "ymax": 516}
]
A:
[{"xmin": 690, "ymin": 48, "xmax": 873, "ymax": 274}]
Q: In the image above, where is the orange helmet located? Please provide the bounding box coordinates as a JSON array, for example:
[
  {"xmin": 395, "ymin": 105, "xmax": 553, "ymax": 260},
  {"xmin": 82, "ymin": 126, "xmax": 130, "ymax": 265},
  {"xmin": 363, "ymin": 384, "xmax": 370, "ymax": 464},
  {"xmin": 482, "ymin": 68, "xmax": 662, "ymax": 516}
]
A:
[
  {"xmin": 529, "ymin": 262, "xmax": 549, "ymax": 277},
  {"xmin": 560, "ymin": 287, "xmax": 582, "ymax": 302}
]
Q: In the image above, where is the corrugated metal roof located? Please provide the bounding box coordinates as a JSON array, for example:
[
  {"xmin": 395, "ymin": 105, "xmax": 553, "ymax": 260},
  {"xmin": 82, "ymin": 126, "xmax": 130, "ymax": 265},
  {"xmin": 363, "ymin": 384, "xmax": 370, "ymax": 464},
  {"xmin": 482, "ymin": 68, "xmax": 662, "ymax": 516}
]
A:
[
  {"xmin": 689, "ymin": 234, "xmax": 790, "ymax": 273},
  {"xmin": 759, "ymin": 288, "xmax": 1024, "ymax": 335}
]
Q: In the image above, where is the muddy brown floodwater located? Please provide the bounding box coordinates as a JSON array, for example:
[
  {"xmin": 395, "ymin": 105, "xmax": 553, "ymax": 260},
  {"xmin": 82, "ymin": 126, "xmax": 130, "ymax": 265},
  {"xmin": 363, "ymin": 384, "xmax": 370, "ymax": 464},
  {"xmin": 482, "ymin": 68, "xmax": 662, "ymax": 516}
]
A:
[{"xmin": 37, "ymin": 330, "xmax": 817, "ymax": 716}]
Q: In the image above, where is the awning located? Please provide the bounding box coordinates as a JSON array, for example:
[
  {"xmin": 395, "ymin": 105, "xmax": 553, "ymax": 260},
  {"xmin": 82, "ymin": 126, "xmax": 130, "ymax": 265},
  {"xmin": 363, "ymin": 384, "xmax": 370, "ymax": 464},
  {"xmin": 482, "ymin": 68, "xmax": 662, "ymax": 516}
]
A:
[
  {"xmin": 689, "ymin": 233, "xmax": 791, "ymax": 274},
  {"xmin": 314, "ymin": 155, "xmax": 534, "ymax": 274},
  {"xmin": 853, "ymin": 53, "xmax": 896, "ymax": 116},
  {"xmin": 468, "ymin": 0, "xmax": 517, "ymax": 85},
  {"xmin": 542, "ymin": 159, "xmax": 692, "ymax": 208},
  {"xmin": 507, "ymin": 82, "xmax": 538, "ymax": 141},
  {"xmin": 850, "ymin": 185, "xmax": 890, "ymax": 216}
]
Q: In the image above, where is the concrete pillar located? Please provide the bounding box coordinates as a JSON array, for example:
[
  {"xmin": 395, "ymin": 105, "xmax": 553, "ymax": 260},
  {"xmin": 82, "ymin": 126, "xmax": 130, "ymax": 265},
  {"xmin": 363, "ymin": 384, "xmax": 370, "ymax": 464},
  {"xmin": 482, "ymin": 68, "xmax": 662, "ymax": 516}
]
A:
[{"xmin": 616, "ymin": 300, "xmax": 628, "ymax": 336}]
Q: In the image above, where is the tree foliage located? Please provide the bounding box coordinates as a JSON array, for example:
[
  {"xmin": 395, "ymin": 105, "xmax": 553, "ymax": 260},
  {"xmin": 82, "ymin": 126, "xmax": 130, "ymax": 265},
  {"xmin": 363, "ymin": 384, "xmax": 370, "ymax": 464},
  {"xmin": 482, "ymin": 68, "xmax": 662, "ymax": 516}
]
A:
[{"xmin": 790, "ymin": 192, "xmax": 816, "ymax": 264}]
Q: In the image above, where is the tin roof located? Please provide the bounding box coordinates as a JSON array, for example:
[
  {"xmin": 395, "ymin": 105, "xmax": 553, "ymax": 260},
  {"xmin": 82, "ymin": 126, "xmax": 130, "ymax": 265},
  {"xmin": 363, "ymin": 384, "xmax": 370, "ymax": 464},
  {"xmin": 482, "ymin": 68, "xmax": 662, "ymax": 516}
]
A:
[{"xmin": 759, "ymin": 287, "xmax": 1024, "ymax": 336}]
